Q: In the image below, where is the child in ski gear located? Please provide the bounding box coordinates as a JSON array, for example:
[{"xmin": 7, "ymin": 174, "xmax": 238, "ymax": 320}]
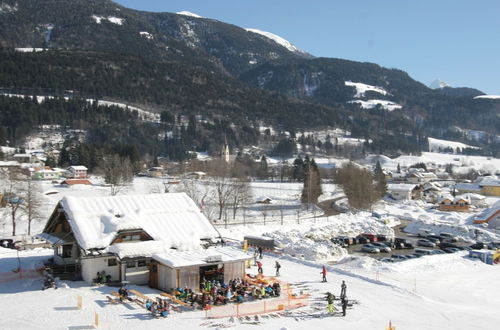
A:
[
  {"xmin": 275, "ymin": 261, "xmax": 281, "ymax": 276},
  {"xmin": 326, "ymin": 292, "xmax": 335, "ymax": 314},
  {"xmin": 257, "ymin": 261, "xmax": 263, "ymax": 274},
  {"xmin": 321, "ymin": 265, "xmax": 327, "ymax": 282}
]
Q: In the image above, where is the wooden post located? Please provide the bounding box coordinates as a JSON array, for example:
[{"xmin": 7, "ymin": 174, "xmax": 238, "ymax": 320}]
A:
[
  {"xmin": 77, "ymin": 295, "xmax": 82, "ymax": 310},
  {"xmin": 94, "ymin": 312, "xmax": 99, "ymax": 328}
]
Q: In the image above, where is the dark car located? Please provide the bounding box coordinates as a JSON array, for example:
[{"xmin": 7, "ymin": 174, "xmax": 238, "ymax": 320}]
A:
[
  {"xmin": 403, "ymin": 242, "xmax": 414, "ymax": 249},
  {"xmin": 443, "ymin": 247, "xmax": 460, "ymax": 253},
  {"xmin": 357, "ymin": 236, "xmax": 369, "ymax": 244},
  {"xmin": 427, "ymin": 235, "xmax": 444, "ymax": 242},
  {"xmin": 417, "ymin": 239, "xmax": 436, "ymax": 248},
  {"xmin": 440, "ymin": 242, "xmax": 458, "ymax": 249},
  {"xmin": 377, "ymin": 235, "xmax": 388, "ymax": 242},
  {"xmin": 470, "ymin": 242, "xmax": 485, "ymax": 249},
  {"xmin": 439, "ymin": 232, "xmax": 459, "ymax": 243},
  {"xmin": 351, "ymin": 237, "xmax": 359, "ymax": 245},
  {"xmin": 426, "ymin": 237, "xmax": 441, "ymax": 244}
]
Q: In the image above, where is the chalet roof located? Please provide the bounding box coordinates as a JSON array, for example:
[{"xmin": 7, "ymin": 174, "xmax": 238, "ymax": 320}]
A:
[
  {"xmin": 67, "ymin": 165, "xmax": 88, "ymax": 171},
  {"xmin": 387, "ymin": 184, "xmax": 417, "ymax": 192},
  {"xmin": 472, "ymin": 200, "xmax": 500, "ymax": 221},
  {"xmin": 48, "ymin": 193, "xmax": 221, "ymax": 251},
  {"xmin": 61, "ymin": 179, "xmax": 92, "ymax": 185},
  {"xmin": 477, "ymin": 176, "xmax": 500, "ymax": 187},
  {"xmin": 153, "ymin": 246, "xmax": 251, "ymax": 268},
  {"xmin": 438, "ymin": 194, "xmax": 470, "ymax": 204}
]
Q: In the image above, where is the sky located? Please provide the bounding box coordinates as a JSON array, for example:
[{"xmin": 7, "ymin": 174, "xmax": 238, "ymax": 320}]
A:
[{"xmin": 115, "ymin": 0, "xmax": 500, "ymax": 94}]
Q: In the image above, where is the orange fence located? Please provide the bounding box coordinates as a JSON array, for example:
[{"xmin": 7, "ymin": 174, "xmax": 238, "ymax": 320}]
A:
[
  {"xmin": 205, "ymin": 277, "xmax": 309, "ymax": 319},
  {"xmin": 0, "ymin": 269, "xmax": 43, "ymax": 282}
]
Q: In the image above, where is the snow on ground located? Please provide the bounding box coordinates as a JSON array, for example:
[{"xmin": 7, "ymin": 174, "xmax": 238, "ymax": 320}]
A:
[
  {"xmin": 245, "ymin": 28, "xmax": 305, "ymax": 54},
  {"xmin": 473, "ymin": 94, "xmax": 500, "ymax": 100},
  {"xmin": 176, "ymin": 11, "xmax": 204, "ymax": 18},
  {"xmin": 344, "ymin": 81, "xmax": 389, "ymax": 98},
  {"xmin": 428, "ymin": 137, "xmax": 479, "ymax": 152},
  {"xmin": 92, "ymin": 15, "xmax": 124, "ymax": 25},
  {"xmin": 14, "ymin": 48, "xmax": 46, "ymax": 52},
  {"xmin": 1, "ymin": 246, "xmax": 499, "ymax": 329},
  {"xmin": 139, "ymin": 31, "xmax": 153, "ymax": 39},
  {"xmin": 348, "ymin": 99, "xmax": 402, "ymax": 111}
]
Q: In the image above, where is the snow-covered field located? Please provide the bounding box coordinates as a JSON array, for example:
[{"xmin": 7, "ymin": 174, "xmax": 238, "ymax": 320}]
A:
[
  {"xmin": 1, "ymin": 245, "xmax": 498, "ymax": 330},
  {"xmin": 428, "ymin": 137, "xmax": 479, "ymax": 152}
]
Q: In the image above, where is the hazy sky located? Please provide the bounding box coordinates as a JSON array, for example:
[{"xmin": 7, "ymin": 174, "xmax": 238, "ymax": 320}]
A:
[{"xmin": 115, "ymin": 0, "xmax": 500, "ymax": 94}]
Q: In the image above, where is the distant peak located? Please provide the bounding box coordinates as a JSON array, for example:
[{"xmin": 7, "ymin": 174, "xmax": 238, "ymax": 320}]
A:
[
  {"xmin": 429, "ymin": 79, "xmax": 449, "ymax": 89},
  {"xmin": 245, "ymin": 28, "xmax": 305, "ymax": 54},
  {"xmin": 176, "ymin": 11, "xmax": 203, "ymax": 18}
]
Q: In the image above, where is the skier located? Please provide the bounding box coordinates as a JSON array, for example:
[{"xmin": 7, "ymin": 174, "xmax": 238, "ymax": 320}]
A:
[
  {"xmin": 256, "ymin": 260, "xmax": 263, "ymax": 274},
  {"xmin": 258, "ymin": 246, "xmax": 263, "ymax": 259},
  {"xmin": 326, "ymin": 292, "xmax": 335, "ymax": 314},
  {"xmin": 341, "ymin": 297, "xmax": 348, "ymax": 316},
  {"xmin": 275, "ymin": 261, "xmax": 281, "ymax": 276},
  {"xmin": 340, "ymin": 280, "xmax": 347, "ymax": 299},
  {"xmin": 320, "ymin": 265, "xmax": 327, "ymax": 282}
]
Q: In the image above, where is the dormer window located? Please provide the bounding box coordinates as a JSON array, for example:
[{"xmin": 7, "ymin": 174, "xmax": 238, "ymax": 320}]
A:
[{"xmin": 123, "ymin": 234, "xmax": 141, "ymax": 241}]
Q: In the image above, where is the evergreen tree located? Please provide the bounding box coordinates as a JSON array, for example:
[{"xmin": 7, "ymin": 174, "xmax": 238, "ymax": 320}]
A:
[
  {"xmin": 373, "ymin": 161, "xmax": 387, "ymax": 198},
  {"xmin": 301, "ymin": 158, "xmax": 322, "ymax": 204},
  {"xmin": 292, "ymin": 157, "xmax": 305, "ymax": 182},
  {"xmin": 258, "ymin": 155, "xmax": 269, "ymax": 179}
]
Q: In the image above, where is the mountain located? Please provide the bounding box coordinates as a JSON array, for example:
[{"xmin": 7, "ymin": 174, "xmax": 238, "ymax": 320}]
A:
[{"xmin": 0, "ymin": 0, "xmax": 498, "ymax": 159}]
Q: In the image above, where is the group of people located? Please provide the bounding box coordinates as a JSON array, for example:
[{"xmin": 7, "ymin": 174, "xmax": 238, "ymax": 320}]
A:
[
  {"xmin": 325, "ymin": 280, "xmax": 349, "ymax": 317},
  {"xmin": 42, "ymin": 270, "xmax": 57, "ymax": 290},
  {"xmin": 145, "ymin": 298, "xmax": 171, "ymax": 317},
  {"xmin": 168, "ymin": 277, "xmax": 282, "ymax": 310},
  {"xmin": 95, "ymin": 271, "xmax": 111, "ymax": 284}
]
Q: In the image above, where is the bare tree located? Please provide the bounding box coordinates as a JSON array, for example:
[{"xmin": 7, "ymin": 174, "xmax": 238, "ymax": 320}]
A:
[
  {"xmin": 230, "ymin": 178, "xmax": 252, "ymax": 221},
  {"xmin": 3, "ymin": 168, "xmax": 26, "ymax": 236},
  {"xmin": 98, "ymin": 154, "xmax": 133, "ymax": 196},
  {"xmin": 205, "ymin": 159, "xmax": 235, "ymax": 221},
  {"xmin": 23, "ymin": 176, "xmax": 43, "ymax": 236}
]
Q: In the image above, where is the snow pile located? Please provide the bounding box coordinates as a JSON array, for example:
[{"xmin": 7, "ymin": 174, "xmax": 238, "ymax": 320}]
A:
[
  {"xmin": 345, "ymin": 81, "xmax": 389, "ymax": 97},
  {"xmin": 428, "ymin": 137, "xmax": 479, "ymax": 152},
  {"xmin": 473, "ymin": 94, "xmax": 500, "ymax": 100},
  {"xmin": 92, "ymin": 15, "xmax": 124, "ymax": 25},
  {"xmin": 176, "ymin": 11, "xmax": 204, "ymax": 18},
  {"xmin": 245, "ymin": 28, "xmax": 305, "ymax": 54},
  {"xmin": 348, "ymin": 99, "xmax": 402, "ymax": 111},
  {"xmin": 139, "ymin": 31, "xmax": 153, "ymax": 39}
]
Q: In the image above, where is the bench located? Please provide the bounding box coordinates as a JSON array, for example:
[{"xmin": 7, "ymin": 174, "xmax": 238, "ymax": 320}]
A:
[{"xmin": 160, "ymin": 292, "xmax": 193, "ymax": 308}]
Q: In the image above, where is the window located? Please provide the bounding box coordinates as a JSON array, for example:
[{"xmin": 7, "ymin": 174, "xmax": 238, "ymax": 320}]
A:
[
  {"xmin": 58, "ymin": 245, "xmax": 72, "ymax": 258},
  {"xmin": 126, "ymin": 261, "xmax": 136, "ymax": 268},
  {"xmin": 123, "ymin": 234, "xmax": 141, "ymax": 241},
  {"xmin": 108, "ymin": 258, "xmax": 117, "ymax": 267},
  {"xmin": 137, "ymin": 260, "xmax": 147, "ymax": 267}
]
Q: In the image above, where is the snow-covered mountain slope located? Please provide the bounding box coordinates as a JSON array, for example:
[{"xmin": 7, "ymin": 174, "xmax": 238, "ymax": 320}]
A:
[
  {"xmin": 176, "ymin": 11, "xmax": 204, "ymax": 18},
  {"xmin": 245, "ymin": 28, "xmax": 305, "ymax": 54},
  {"xmin": 428, "ymin": 137, "xmax": 479, "ymax": 152},
  {"xmin": 348, "ymin": 99, "xmax": 402, "ymax": 111},
  {"xmin": 429, "ymin": 79, "xmax": 449, "ymax": 89},
  {"xmin": 345, "ymin": 81, "xmax": 389, "ymax": 98},
  {"xmin": 473, "ymin": 94, "xmax": 500, "ymax": 100}
]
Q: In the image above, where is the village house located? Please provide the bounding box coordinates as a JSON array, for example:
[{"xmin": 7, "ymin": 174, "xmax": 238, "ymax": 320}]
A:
[
  {"xmin": 32, "ymin": 167, "xmax": 65, "ymax": 180},
  {"xmin": 472, "ymin": 200, "xmax": 500, "ymax": 229},
  {"xmin": 39, "ymin": 193, "xmax": 249, "ymax": 288},
  {"xmin": 64, "ymin": 165, "xmax": 88, "ymax": 179},
  {"xmin": 387, "ymin": 184, "xmax": 419, "ymax": 200},
  {"xmin": 476, "ymin": 176, "xmax": 500, "ymax": 196},
  {"xmin": 438, "ymin": 194, "xmax": 471, "ymax": 212},
  {"xmin": 407, "ymin": 171, "xmax": 438, "ymax": 184}
]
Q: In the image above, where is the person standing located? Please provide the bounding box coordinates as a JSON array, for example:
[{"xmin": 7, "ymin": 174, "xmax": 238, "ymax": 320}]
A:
[
  {"xmin": 321, "ymin": 265, "xmax": 327, "ymax": 282},
  {"xmin": 326, "ymin": 292, "xmax": 335, "ymax": 314},
  {"xmin": 275, "ymin": 261, "xmax": 281, "ymax": 276},
  {"xmin": 340, "ymin": 280, "xmax": 347, "ymax": 299},
  {"xmin": 257, "ymin": 260, "xmax": 263, "ymax": 274},
  {"xmin": 341, "ymin": 297, "xmax": 348, "ymax": 316},
  {"xmin": 258, "ymin": 246, "xmax": 263, "ymax": 259}
]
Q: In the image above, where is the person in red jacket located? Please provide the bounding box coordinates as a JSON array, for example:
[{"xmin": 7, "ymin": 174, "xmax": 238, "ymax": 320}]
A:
[
  {"xmin": 321, "ymin": 265, "xmax": 327, "ymax": 282},
  {"xmin": 257, "ymin": 261, "xmax": 263, "ymax": 274}
]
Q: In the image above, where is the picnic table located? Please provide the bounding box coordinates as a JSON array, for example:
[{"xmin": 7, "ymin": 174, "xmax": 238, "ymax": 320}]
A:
[{"xmin": 160, "ymin": 292, "xmax": 193, "ymax": 308}]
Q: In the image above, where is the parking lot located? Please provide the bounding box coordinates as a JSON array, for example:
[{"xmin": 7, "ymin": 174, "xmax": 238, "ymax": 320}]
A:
[{"xmin": 345, "ymin": 220, "xmax": 473, "ymax": 260}]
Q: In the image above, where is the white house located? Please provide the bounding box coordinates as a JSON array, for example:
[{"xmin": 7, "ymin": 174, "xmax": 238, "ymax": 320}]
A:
[
  {"xmin": 65, "ymin": 165, "xmax": 88, "ymax": 179},
  {"xmin": 387, "ymin": 184, "xmax": 418, "ymax": 200},
  {"xmin": 39, "ymin": 193, "xmax": 224, "ymax": 285}
]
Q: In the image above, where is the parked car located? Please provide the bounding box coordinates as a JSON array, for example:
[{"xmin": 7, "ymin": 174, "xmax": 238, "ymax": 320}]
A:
[
  {"xmin": 487, "ymin": 242, "xmax": 500, "ymax": 250},
  {"xmin": 362, "ymin": 233, "xmax": 378, "ymax": 242},
  {"xmin": 351, "ymin": 237, "xmax": 359, "ymax": 245},
  {"xmin": 425, "ymin": 237, "xmax": 441, "ymax": 244},
  {"xmin": 414, "ymin": 248, "xmax": 434, "ymax": 256},
  {"xmin": 361, "ymin": 244, "xmax": 380, "ymax": 253},
  {"xmin": 470, "ymin": 242, "xmax": 485, "ymax": 249},
  {"xmin": 390, "ymin": 254, "xmax": 408, "ymax": 261},
  {"xmin": 427, "ymin": 235, "xmax": 444, "ymax": 242},
  {"xmin": 371, "ymin": 242, "xmax": 391, "ymax": 253},
  {"xmin": 417, "ymin": 229, "xmax": 435, "ymax": 237},
  {"xmin": 404, "ymin": 254, "xmax": 418, "ymax": 259},
  {"xmin": 377, "ymin": 234, "xmax": 388, "ymax": 242},
  {"xmin": 438, "ymin": 232, "xmax": 458, "ymax": 243},
  {"xmin": 403, "ymin": 242, "xmax": 414, "ymax": 249},
  {"xmin": 417, "ymin": 239, "xmax": 436, "ymax": 248},
  {"xmin": 443, "ymin": 247, "xmax": 460, "ymax": 253},
  {"xmin": 439, "ymin": 242, "xmax": 459, "ymax": 249},
  {"xmin": 357, "ymin": 236, "xmax": 369, "ymax": 244},
  {"xmin": 380, "ymin": 258, "xmax": 395, "ymax": 263},
  {"xmin": 432, "ymin": 249, "xmax": 445, "ymax": 255}
]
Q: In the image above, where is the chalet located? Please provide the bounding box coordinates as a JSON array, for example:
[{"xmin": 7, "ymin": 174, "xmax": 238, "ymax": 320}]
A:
[
  {"xmin": 472, "ymin": 200, "xmax": 500, "ymax": 229},
  {"xmin": 387, "ymin": 184, "xmax": 419, "ymax": 200},
  {"xmin": 407, "ymin": 171, "xmax": 438, "ymax": 184},
  {"xmin": 32, "ymin": 167, "xmax": 65, "ymax": 180},
  {"xmin": 65, "ymin": 165, "xmax": 88, "ymax": 179},
  {"xmin": 477, "ymin": 176, "xmax": 500, "ymax": 196},
  {"xmin": 146, "ymin": 167, "xmax": 165, "ymax": 178},
  {"xmin": 454, "ymin": 182, "xmax": 482, "ymax": 195},
  {"xmin": 38, "ymin": 193, "xmax": 241, "ymax": 286},
  {"xmin": 12, "ymin": 153, "xmax": 32, "ymax": 163},
  {"xmin": 438, "ymin": 194, "xmax": 471, "ymax": 212}
]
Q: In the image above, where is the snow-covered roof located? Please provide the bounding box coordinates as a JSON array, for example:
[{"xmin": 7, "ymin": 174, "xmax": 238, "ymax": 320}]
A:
[
  {"xmin": 387, "ymin": 184, "xmax": 417, "ymax": 192},
  {"xmin": 477, "ymin": 176, "xmax": 500, "ymax": 187},
  {"xmin": 438, "ymin": 194, "xmax": 470, "ymax": 204},
  {"xmin": 471, "ymin": 200, "xmax": 500, "ymax": 221},
  {"xmin": 67, "ymin": 165, "xmax": 88, "ymax": 171},
  {"xmin": 56, "ymin": 193, "xmax": 220, "ymax": 251},
  {"xmin": 107, "ymin": 241, "xmax": 174, "ymax": 259},
  {"xmin": 153, "ymin": 246, "xmax": 250, "ymax": 268},
  {"xmin": 454, "ymin": 183, "xmax": 481, "ymax": 191}
]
